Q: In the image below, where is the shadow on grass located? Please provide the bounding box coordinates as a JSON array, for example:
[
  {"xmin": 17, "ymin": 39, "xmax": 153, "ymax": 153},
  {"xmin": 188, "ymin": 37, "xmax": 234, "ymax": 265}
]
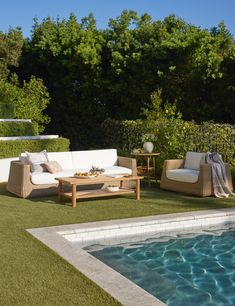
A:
[{"xmin": 1, "ymin": 182, "xmax": 235, "ymax": 214}]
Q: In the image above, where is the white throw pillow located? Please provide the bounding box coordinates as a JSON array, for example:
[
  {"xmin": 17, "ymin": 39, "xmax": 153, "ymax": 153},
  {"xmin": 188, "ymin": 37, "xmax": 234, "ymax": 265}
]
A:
[
  {"xmin": 184, "ymin": 152, "xmax": 206, "ymax": 171},
  {"xmin": 25, "ymin": 150, "xmax": 48, "ymax": 173}
]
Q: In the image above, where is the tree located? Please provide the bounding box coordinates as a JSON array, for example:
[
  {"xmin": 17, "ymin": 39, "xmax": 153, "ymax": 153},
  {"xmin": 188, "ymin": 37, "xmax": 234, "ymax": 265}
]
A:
[
  {"xmin": 20, "ymin": 14, "xmax": 105, "ymax": 148},
  {"xmin": 0, "ymin": 76, "xmax": 50, "ymax": 132},
  {"xmin": 0, "ymin": 28, "xmax": 24, "ymax": 81},
  {"xmin": 18, "ymin": 11, "xmax": 235, "ymax": 149}
]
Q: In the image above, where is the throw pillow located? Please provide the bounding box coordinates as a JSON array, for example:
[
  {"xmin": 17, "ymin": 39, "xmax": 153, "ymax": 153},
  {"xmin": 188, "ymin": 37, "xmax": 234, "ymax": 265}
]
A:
[
  {"xmin": 25, "ymin": 150, "xmax": 48, "ymax": 173},
  {"xmin": 44, "ymin": 161, "xmax": 63, "ymax": 174}
]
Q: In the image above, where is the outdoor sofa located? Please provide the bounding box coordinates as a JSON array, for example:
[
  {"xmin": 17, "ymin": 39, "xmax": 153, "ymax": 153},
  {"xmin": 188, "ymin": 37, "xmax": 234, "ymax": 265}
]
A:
[
  {"xmin": 160, "ymin": 152, "xmax": 233, "ymax": 197},
  {"xmin": 7, "ymin": 149, "xmax": 137, "ymax": 198}
]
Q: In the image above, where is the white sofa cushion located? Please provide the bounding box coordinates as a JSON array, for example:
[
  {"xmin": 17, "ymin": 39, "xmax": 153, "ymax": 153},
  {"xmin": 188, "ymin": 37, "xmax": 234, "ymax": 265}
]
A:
[
  {"xmin": 30, "ymin": 165, "xmax": 132, "ymax": 185},
  {"xmin": 166, "ymin": 169, "xmax": 199, "ymax": 183},
  {"xmin": 184, "ymin": 152, "xmax": 205, "ymax": 171},
  {"xmin": 31, "ymin": 169, "xmax": 76, "ymax": 185},
  {"xmin": 47, "ymin": 152, "xmax": 73, "ymax": 169},
  {"xmin": 72, "ymin": 149, "xmax": 118, "ymax": 169},
  {"xmin": 103, "ymin": 166, "xmax": 132, "ymax": 176}
]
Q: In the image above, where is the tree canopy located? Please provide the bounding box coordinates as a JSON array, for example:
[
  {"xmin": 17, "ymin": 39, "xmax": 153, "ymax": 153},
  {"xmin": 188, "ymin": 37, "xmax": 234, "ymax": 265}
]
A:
[{"xmin": 2, "ymin": 11, "xmax": 235, "ymax": 148}]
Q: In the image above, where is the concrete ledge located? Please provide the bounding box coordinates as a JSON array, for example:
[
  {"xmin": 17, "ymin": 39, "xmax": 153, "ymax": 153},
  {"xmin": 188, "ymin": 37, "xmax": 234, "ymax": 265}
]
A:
[
  {"xmin": 0, "ymin": 135, "xmax": 59, "ymax": 141},
  {"xmin": 0, "ymin": 119, "xmax": 31, "ymax": 122}
]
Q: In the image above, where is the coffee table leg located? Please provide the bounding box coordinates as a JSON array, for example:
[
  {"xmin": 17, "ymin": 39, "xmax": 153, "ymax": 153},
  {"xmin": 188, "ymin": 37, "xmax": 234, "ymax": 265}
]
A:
[
  {"xmin": 72, "ymin": 184, "xmax": 77, "ymax": 208},
  {"xmin": 136, "ymin": 179, "xmax": 140, "ymax": 200}
]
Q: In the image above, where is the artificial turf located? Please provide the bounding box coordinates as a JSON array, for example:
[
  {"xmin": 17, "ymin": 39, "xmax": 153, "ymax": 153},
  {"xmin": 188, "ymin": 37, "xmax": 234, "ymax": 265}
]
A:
[{"xmin": 1, "ymin": 182, "xmax": 235, "ymax": 306}]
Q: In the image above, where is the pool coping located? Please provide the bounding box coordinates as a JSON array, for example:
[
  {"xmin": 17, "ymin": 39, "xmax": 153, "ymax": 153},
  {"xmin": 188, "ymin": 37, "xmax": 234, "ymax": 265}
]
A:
[{"xmin": 27, "ymin": 208, "xmax": 235, "ymax": 306}]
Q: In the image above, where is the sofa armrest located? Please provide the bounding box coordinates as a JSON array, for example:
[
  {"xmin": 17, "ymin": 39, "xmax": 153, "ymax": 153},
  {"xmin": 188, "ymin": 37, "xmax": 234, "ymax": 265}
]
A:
[
  {"xmin": 117, "ymin": 156, "xmax": 137, "ymax": 176},
  {"xmin": 7, "ymin": 161, "xmax": 32, "ymax": 198},
  {"xmin": 163, "ymin": 159, "xmax": 185, "ymax": 170}
]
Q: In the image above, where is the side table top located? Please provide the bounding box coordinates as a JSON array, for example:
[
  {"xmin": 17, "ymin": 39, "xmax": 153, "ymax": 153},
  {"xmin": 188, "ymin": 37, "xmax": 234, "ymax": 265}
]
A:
[{"xmin": 131, "ymin": 152, "xmax": 160, "ymax": 157}]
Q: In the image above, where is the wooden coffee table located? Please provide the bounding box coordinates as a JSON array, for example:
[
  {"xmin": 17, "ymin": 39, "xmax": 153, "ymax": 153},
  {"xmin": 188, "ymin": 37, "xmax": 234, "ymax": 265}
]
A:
[{"xmin": 55, "ymin": 175, "xmax": 144, "ymax": 208}]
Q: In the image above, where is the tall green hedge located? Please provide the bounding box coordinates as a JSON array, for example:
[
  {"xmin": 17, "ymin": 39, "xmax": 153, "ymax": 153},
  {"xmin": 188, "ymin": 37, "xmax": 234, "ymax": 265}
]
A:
[
  {"xmin": 102, "ymin": 119, "xmax": 235, "ymax": 165},
  {"xmin": 0, "ymin": 137, "xmax": 70, "ymax": 158},
  {"xmin": 0, "ymin": 103, "xmax": 15, "ymax": 118},
  {"xmin": 0, "ymin": 121, "xmax": 38, "ymax": 137}
]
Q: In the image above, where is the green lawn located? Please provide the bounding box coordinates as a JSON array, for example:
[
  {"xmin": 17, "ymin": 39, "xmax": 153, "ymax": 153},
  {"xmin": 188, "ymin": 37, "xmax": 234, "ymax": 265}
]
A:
[{"xmin": 1, "ymin": 182, "xmax": 235, "ymax": 306}]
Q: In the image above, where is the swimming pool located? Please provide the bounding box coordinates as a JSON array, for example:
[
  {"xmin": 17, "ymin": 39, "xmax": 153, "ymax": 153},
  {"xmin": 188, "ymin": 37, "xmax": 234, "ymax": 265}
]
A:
[
  {"xmin": 88, "ymin": 227, "xmax": 235, "ymax": 306},
  {"xmin": 28, "ymin": 208, "xmax": 235, "ymax": 306}
]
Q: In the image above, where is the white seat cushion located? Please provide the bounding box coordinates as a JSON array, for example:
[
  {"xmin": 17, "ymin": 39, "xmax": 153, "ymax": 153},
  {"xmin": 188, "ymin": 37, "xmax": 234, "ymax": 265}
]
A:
[
  {"xmin": 184, "ymin": 152, "xmax": 205, "ymax": 170},
  {"xmin": 103, "ymin": 166, "xmax": 132, "ymax": 176},
  {"xmin": 166, "ymin": 169, "xmax": 199, "ymax": 183},
  {"xmin": 31, "ymin": 169, "xmax": 76, "ymax": 185},
  {"xmin": 30, "ymin": 166, "xmax": 132, "ymax": 185}
]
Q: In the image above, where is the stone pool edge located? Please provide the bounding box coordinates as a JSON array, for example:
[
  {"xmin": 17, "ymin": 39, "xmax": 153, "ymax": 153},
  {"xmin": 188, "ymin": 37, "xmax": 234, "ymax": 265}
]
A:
[{"xmin": 27, "ymin": 208, "xmax": 235, "ymax": 306}]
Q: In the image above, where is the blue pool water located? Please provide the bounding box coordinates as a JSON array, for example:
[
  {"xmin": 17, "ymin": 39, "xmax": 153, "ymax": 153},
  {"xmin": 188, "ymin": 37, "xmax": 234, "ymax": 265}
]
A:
[{"xmin": 88, "ymin": 228, "xmax": 235, "ymax": 306}]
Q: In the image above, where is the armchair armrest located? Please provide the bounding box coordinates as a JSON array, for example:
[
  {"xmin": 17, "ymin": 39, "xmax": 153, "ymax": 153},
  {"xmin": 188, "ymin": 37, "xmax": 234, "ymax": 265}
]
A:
[
  {"xmin": 225, "ymin": 163, "xmax": 233, "ymax": 191},
  {"xmin": 163, "ymin": 159, "xmax": 184, "ymax": 170},
  {"xmin": 117, "ymin": 156, "xmax": 137, "ymax": 176}
]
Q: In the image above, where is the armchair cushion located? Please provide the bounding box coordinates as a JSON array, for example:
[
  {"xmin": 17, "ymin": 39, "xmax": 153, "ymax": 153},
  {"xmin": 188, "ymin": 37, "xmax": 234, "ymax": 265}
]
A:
[
  {"xmin": 184, "ymin": 152, "xmax": 206, "ymax": 170},
  {"xmin": 166, "ymin": 169, "xmax": 199, "ymax": 183}
]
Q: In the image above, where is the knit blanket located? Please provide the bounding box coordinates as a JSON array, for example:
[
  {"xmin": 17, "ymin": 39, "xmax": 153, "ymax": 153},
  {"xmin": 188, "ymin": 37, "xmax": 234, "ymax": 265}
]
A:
[{"xmin": 205, "ymin": 152, "xmax": 234, "ymax": 198}]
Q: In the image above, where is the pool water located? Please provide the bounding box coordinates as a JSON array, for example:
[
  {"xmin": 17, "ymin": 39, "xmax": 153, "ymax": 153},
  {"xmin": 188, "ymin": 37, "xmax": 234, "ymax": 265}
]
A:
[{"xmin": 88, "ymin": 228, "xmax": 235, "ymax": 306}]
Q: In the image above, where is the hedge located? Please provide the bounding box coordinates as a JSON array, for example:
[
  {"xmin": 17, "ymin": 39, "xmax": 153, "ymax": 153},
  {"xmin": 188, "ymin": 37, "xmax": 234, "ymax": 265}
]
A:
[
  {"xmin": 0, "ymin": 121, "xmax": 38, "ymax": 137},
  {"xmin": 0, "ymin": 102, "xmax": 15, "ymax": 118},
  {"xmin": 102, "ymin": 119, "xmax": 235, "ymax": 170},
  {"xmin": 0, "ymin": 137, "xmax": 70, "ymax": 158}
]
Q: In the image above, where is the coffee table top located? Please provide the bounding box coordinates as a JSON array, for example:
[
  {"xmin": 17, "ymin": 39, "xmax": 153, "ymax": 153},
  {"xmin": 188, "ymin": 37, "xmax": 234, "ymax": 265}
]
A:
[{"xmin": 55, "ymin": 175, "xmax": 143, "ymax": 185}]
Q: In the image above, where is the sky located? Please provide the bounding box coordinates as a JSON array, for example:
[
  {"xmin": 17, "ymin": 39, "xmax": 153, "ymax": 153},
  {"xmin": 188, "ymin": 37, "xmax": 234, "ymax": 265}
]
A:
[{"xmin": 0, "ymin": 0, "xmax": 235, "ymax": 38}]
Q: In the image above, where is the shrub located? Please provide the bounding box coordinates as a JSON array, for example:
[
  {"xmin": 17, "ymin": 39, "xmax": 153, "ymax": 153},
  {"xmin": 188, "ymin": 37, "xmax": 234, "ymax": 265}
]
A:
[
  {"xmin": 102, "ymin": 118, "xmax": 145, "ymax": 151},
  {"xmin": 0, "ymin": 77, "xmax": 50, "ymax": 133},
  {"xmin": 0, "ymin": 137, "xmax": 70, "ymax": 158},
  {"xmin": 102, "ymin": 118, "xmax": 235, "ymax": 171},
  {"xmin": 0, "ymin": 121, "xmax": 38, "ymax": 137}
]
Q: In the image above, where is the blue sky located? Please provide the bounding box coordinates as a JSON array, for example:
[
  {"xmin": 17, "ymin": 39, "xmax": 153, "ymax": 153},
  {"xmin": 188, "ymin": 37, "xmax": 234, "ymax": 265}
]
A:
[{"xmin": 0, "ymin": 0, "xmax": 235, "ymax": 38}]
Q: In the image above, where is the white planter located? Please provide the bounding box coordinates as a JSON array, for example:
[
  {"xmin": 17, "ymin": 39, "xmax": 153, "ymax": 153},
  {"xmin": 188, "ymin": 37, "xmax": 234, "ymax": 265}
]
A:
[{"xmin": 143, "ymin": 142, "xmax": 154, "ymax": 153}]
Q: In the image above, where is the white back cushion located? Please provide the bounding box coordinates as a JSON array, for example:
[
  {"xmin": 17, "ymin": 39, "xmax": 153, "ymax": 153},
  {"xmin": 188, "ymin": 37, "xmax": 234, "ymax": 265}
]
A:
[
  {"xmin": 72, "ymin": 149, "xmax": 118, "ymax": 169},
  {"xmin": 47, "ymin": 152, "xmax": 73, "ymax": 169},
  {"xmin": 184, "ymin": 152, "xmax": 205, "ymax": 170}
]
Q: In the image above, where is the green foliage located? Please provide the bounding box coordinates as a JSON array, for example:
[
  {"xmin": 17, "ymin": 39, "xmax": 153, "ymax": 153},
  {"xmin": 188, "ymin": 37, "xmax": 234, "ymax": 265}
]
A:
[
  {"xmin": 16, "ymin": 11, "xmax": 235, "ymax": 149},
  {"xmin": 102, "ymin": 118, "xmax": 235, "ymax": 170},
  {"xmin": 0, "ymin": 28, "xmax": 24, "ymax": 80},
  {"xmin": 0, "ymin": 77, "xmax": 50, "ymax": 133},
  {"xmin": 102, "ymin": 118, "xmax": 145, "ymax": 151},
  {"xmin": 21, "ymin": 14, "xmax": 105, "ymax": 148},
  {"xmin": 0, "ymin": 121, "xmax": 38, "ymax": 136},
  {"xmin": 0, "ymin": 137, "xmax": 70, "ymax": 158},
  {"xmin": 0, "ymin": 102, "xmax": 15, "ymax": 118}
]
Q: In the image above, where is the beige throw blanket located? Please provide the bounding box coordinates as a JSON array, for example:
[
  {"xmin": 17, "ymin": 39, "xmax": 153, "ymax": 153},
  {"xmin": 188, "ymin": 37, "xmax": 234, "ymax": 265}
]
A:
[{"xmin": 205, "ymin": 152, "xmax": 234, "ymax": 198}]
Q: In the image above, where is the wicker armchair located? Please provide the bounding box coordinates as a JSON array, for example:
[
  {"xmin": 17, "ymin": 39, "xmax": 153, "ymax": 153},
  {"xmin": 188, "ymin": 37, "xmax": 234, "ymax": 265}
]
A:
[{"xmin": 160, "ymin": 155, "xmax": 233, "ymax": 197}]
